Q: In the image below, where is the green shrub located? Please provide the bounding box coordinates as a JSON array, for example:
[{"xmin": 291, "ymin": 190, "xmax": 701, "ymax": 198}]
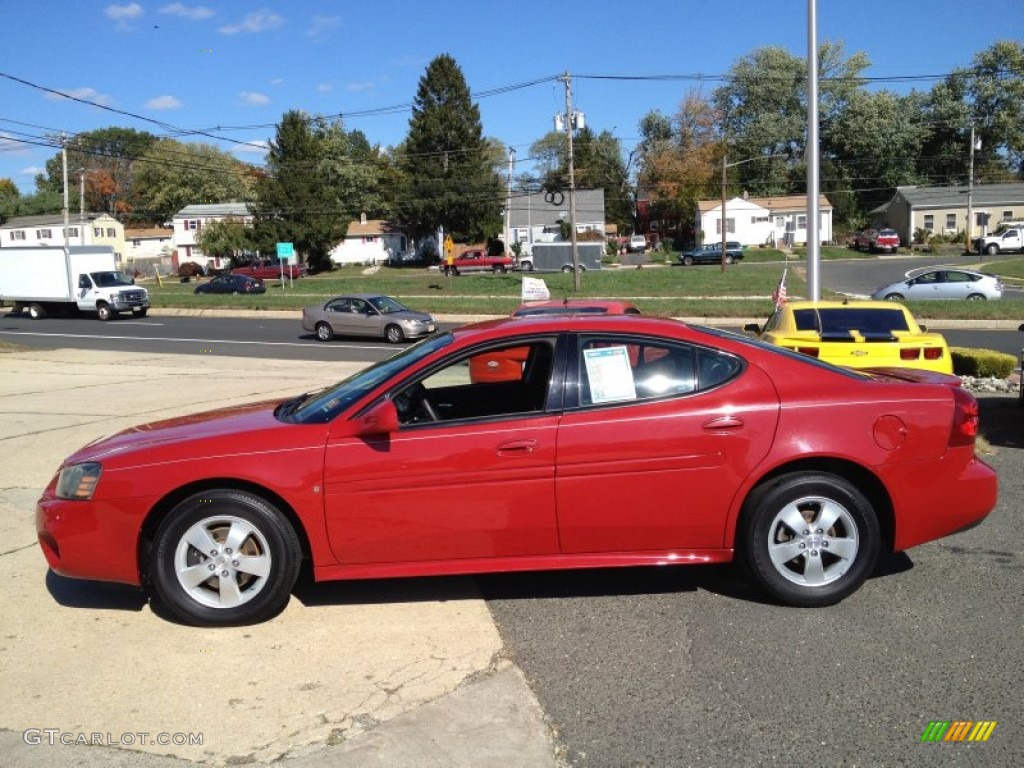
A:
[{"xmin": 951, "ymin": 347, "xmax": 1017, "ymax": 378}]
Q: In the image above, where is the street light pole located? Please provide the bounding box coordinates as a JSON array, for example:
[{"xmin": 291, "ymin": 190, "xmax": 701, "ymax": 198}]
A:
[
  {"xmin": 560, "ymin": 71, "xmax": 581, "ymax": 291},
  {"xmin": 966, "ymin": 124, "xmax": 976, "ymax": 254}
]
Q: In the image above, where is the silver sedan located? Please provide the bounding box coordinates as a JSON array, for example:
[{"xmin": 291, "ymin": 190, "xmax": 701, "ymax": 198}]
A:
[
  {"xmin": 302, "ymin": 293, "xmax": 437, "ymax": 343},
  {"xmin": 871, "ymin": 268, "xmax": 1003, "ymax": 301}
]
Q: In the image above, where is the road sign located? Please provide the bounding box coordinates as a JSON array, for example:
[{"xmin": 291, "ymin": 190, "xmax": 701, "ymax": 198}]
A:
[
  {"xmin": 444, "ymin": 235, "xmax": 454, "ymax": 256},
  {"xmin": 276, "ymin": 242, "xmax": 294, "ymax": 259}
]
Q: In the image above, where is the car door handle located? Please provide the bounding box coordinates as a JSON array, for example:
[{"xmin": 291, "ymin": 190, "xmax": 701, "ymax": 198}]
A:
[
  {"xmin": 702, "ymin": 416, "xmax": 744, "ymax": 430},
  {"xmin": 497, "ymin": 439, "xmax": 538, "ymax": 456}
]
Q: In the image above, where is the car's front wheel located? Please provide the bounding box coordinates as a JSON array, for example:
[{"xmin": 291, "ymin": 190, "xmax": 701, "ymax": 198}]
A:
[
  {"xmin": 985, "ymin": 243, "xmax": 999, "ymax": 255},
  {"xmin": 96, "ymin": 303, "xmax": 116, "ymax": 321},
  {"xmin": 739, "ymin": 472, "xmax": 880, "ymax": 607},
  {"xmin": 492, "ymin": 264, "xmax": 507, "ymax": 274},
  {"xmin": 724, "ymin": 254, "xmax": 735, "ymax": 265},
  {"xmin": 966, "ymin": 293, "xmax": 987, "ymax": 301},
  {"xmin": 682, "ymin": 255, "xmax": 694, "ymax": 266},
  {"xmin": 150, "ymin": 490, "xmax": 302, "ymax": 626},
  {"xmin": 883, "ymin": 292, "xmax": 904, "ymax": 301},
  {"xmin": 385, "ymin": 324, "xmax": 404, "ymax": 343}
]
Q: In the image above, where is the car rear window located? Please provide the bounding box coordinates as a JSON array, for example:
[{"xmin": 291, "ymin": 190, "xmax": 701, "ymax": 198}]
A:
[{"xmin": 792, "ymin": 308, "xmax": 911, "ymax": 337}]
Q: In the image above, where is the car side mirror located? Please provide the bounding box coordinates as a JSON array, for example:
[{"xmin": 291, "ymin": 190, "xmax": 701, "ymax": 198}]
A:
[
  {"xmin": 353, "ymin": 399, "xmax": 399, "ymax": 436},
  {"xmin": 743, "ymin": 322, "xmax": 761, "ymax": 334}
]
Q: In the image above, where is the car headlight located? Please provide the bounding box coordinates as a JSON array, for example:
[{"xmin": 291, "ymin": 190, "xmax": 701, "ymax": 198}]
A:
[{"xmin": 56, "ymin": 463, "xmax": 102, "ymax": 500}]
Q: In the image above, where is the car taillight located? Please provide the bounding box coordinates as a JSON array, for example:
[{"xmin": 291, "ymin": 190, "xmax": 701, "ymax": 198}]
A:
[
  {"xmin": 949, "ymin": 387, "xmax": 979, "ymax": 447},
  {"xmin": 900, "ymin": 348, "xmax": 921, "ymax": 360},
  {"xmin": 923, "ymin": 348, "xmax": 943, "ymax": 360}
]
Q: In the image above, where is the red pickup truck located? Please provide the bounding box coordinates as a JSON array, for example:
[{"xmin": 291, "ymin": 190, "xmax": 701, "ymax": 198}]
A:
[
  {"xmin": 442, "ymin": 249, "xmax": 514, "ymax": 276},
  {"xmin": 852, "ymin": 228, "xmax": 900, "ymax": 253},
  {"xmin": 232, "ymin": 259, "xmax": 305, "ymax": 280}
]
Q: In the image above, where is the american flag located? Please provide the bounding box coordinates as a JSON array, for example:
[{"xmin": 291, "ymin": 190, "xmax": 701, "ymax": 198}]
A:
[{"xmin": 772, "ymin": 269, "xmax": 788, "ymax": 308}]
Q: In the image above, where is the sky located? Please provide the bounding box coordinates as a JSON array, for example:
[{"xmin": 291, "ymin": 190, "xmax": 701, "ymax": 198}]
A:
[{"xmin": 0, "ymin": 0, "xmax": 1021, "ymax": 194}]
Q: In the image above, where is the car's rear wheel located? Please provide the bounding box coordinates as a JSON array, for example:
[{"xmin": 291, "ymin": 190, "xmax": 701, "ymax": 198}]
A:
[
  {"xmin": 966, "ymin": 293, "xmax": 986, "ymax": 301},
  {"xmin": 883, "ymin": 293, "xmax": 904, "ymax": 301},
  {"xmin": 520, "ymin": 261, "xmax": 534, "ymax": 272},
  {"xmin": 315, "ymin": 321, "xmax": 334, "ymax": 342},
  {"xmin": 28, "ymin": 302, "xmax": 47, "ymax": 320},
  {"xmin": 150, "ymin": 490, "xmax": 302, "ymax": 626},
  {"xmin": 682, "ymin": 255, "xmax": 694, "ymax": 266},
  {"xmin": 985, "ymin": 244, "xmax": 999, "ymax": 255},
  {"xmin": 724, "ymin": 255, "xmax": 735, "ymax": 265},
  {"xmin": 740, "ymin": 472, "xmax": 880, "ymax": 607},
  {"xmin": 385, "ymin": 324, "xmax": 404, "ymax": 343},
  {"xmin": 492, "ymin": 265, "xmax": 507, "ymax": 274}
]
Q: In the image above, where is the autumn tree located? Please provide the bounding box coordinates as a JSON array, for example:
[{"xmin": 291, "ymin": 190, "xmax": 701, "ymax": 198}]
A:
[
  {"xmin": 194, "ymin": 217, "xmax": 253, "ymax": 260},
  {"xmin": 398, "ymin": 54, "xmax": 503, "ymax": 244}
]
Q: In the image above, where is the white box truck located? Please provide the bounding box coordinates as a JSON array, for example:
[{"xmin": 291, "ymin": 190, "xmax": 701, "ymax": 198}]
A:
[{"xmin": 0, "ymin": 245, "xmax": 149, "ymax": 320}]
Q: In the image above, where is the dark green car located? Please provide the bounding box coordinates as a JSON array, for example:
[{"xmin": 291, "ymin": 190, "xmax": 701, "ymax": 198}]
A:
[{"xmin": 678, "ymin": 242, "xmax": 744, "ymax": 266}]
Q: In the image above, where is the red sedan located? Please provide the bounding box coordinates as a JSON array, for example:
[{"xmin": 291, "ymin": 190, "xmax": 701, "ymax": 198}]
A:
[{"xmin": 36, "ymin": 316, "xmax": 997, "ymax": 626}]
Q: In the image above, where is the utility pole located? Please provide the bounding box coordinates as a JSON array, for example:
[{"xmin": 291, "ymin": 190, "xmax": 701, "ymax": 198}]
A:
[
  {"xmin": 965, "ymin": 124, "xmax": 976, "ymax": 255},
  {"xmin": 505, "ymin": 147, "xmax": 515, "ymax": 257},
  {"xmin": 559, "ymin": 71, "xmax": 581, "ymax": 291},
  {"xmin": 805, "ymin": 0, "xmax": 821, "ymax": 301},
  {"xmin": 79, "ymin": 169, "xmax": 86, "ymax": 244},
  {"xmin": 62, "ymin": 134, "xmax": 69, "ymax": 251},
  {"xmin": 721, "ymin": 154, "xmax": 728, "ymax": 272}
]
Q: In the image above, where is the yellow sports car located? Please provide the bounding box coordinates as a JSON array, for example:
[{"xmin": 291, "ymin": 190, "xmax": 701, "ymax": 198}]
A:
[{"xmin": 744, "ymin": 300, "xmax": 953, "ymax": 374}]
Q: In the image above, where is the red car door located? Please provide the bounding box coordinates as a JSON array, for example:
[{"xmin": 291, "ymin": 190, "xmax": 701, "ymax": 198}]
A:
[
  {"xmin": 554, "ymin": 336, "xmax": 780, "ymax": 553},
  {"xmin": 323, "ymin": 339, "xmax": 561, "ymax": 564}
]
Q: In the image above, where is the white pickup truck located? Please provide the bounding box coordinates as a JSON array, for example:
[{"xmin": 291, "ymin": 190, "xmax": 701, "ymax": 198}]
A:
[
  {"xmin": 973, "ymin": 222, "xmax": 1024, "ymax": 255},
  {"xmin": 0, "ymin": 245, "xmax": 149, "ymax": 320}
]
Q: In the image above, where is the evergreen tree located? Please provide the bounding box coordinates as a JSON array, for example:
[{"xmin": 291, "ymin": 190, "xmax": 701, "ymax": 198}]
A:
[{"xmin": 399, "ymin": 54, "xmax": 503, "ymax": 244}]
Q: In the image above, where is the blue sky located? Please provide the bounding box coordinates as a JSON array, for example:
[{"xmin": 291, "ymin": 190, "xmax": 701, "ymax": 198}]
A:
[{"xmin": 0, "ymin": 0, "xmax": 1020, "ymax": 193}]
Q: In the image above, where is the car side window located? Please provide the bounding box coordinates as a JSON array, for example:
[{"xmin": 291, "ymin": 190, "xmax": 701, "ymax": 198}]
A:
[
  {"xmin": 577, "ymin": 337, "xmax": 700, "ymax": 406},
  {"xmin": 392, "ymin": 339, "xmax": 556, "ymax": 425}
]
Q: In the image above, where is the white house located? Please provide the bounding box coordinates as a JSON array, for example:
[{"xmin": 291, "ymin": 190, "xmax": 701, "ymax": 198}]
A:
[
  {"xmin": 329, "ymin": 214, "xmax": 409, "ymax": 266},
  {"xmin": 172, "ymin": 203, "xmax": 252, "ymax": 271},
  {"xmin": 0, "ymin": 212, "xmax": 126, "ymax": 260},
  {"xmin": 124, "ymin": 227, "xmax": 174, "ymax": 264},
  {"xmin": 696, "ymin": 194, "xmax": 833, "ymax": 247}
]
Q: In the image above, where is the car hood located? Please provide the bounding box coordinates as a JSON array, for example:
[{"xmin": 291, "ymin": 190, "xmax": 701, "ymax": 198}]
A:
[
  {"xmin": 387, "ymin": 310, "xmax": 433, "ymax": 322},
  {"xmin": 63, "ymin": 398, "xmax": 293, "ymax": 466}
]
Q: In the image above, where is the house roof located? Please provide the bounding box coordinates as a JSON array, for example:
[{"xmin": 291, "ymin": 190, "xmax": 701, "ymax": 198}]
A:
[
  {"xmin": 1, "ymin": 212, "xmax": 115, "ymax": 229},
  {"xmin": 698, "ymin": 194, "xmax": 832, "ymax": 214},
  {"xmin": 345, "ymin": 218, "xmax": 403, "ymax": 237},
  {"xmin": 881, "ymin": 183, "xmax": 1024, "ymax": 211},
  {"xmin": 125, "ymin": 227, "xmax": 174, "ymax": 239},
  {"xmin": 174, "ymin": 203, "xmax": 252, "ymax": 218},
  {"xmin": 508, "ymin": 190, "xmax": 605, "ymax": 229}
]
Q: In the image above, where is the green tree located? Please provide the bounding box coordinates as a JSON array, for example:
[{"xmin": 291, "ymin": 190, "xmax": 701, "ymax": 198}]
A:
[
  {"xmin": 0, "ymin": 178, "xmax": 19, "ymax": 223},
  {"xmin": 398, "ymin": 54, "xmax": 503, "ymax": 244},
  {"xmin": 131, "ymin": 139, "xmax": 257, "ymax": 223},
  {"xmin": 194, "ymin": 217, "xmax": 253, "ymax": 260},
  {"xmin": 36, "ymin": 127, "xmax": 157, "ymax": 215}
]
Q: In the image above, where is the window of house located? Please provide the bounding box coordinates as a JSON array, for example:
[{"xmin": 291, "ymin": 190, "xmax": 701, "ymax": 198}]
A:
[
  {"xmin": 94, "ymin": 228, "xmax": 103, "ymax": 237},
  {"xmin": 363, "ymin": 236, "xmax": 378, "ymax": 243},
  {"xmin": 186, "ymin": 220, "xmax": 199, "ymax": 230},
  {"xmin": 716, "ymin": 218, "xmax": 735, "ymax": 235},
  {"xmin": 797, "ymin": 215, "xmax": 807, "ymax": 229},
  {"xmin": 10, "ymin": 230, "xmax": 26, "ymax": 240},
  {"xmin": 37, "ymin": 229, "xmax": 52, "ymax": 239},
  {"xmin": 1003, "ymin": 210, "xmax": 1013, "ymax": 221},
  {"xmin": 775, "ymin": 216, "xmax": 785, "ymax": 226},
  {"xmin": 106, "ymin": 227, "xmax": 116, "ymax": 237},
  {"xmin": 132, "ymin": 239, "xmax": 141, "ymax": 246},
  {"xmin": 945, "ymin": 214, "xmax": 956, "ymax": 230},
  {"xmin": 64, "ymin": 227, "xmax": 78, "ymax": 237},
  {"xmin": 923, "ymin": 215, "xmax": 934, "ymax": 231}
]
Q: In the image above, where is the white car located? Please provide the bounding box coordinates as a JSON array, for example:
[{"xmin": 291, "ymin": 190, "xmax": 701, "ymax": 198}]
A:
[
  {"xmin": 628, "ymin": 235, "xmax": 647, "ymax": 253},
  {"xmin": 871, "ymin": 268, "xmax": 1003, "ymax": 301}
]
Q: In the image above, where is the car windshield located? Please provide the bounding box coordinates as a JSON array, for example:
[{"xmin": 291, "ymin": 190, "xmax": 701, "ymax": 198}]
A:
[
  {"xmin": 792, "ymin": 307, "xmax": 910, "ymax": 337},
  {"xmin": 280, "ymin": 332, "xmax": 453, "ymax": 424},
  {"xmin": 368, "ymin": 296, "xmax": 409, "ymax": 314},
  {"xmin": 90, "ymin": 271, "xmax": 135, "ymax": 287}
]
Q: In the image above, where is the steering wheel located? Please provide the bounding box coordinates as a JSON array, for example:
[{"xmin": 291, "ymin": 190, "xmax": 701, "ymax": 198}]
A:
[{"xmin": 394, "ymin": 383, "xmax": 439, "ymax": 423}]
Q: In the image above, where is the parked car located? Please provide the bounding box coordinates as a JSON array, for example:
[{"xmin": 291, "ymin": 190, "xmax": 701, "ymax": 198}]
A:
[
  {"xmin": 193, "ymin": 274, "xmax": 265, "ymax": 295},
  {"xmin": 232, "ymin": 259, "xmax": 305, "ymax": 280},
  {"xmin": 628, "ymin": 235, "xmax": 648, "ymax": 253},
  {"xmin": 853, "ymin": 228, "xmax": 900, "ymax": 253},
  {"xmin": 442, "ymin": 249, "xmax": 515, "ymax": 275},
  {"xmin": 36, "ymin": 315, "xmax": 997, "ymax": 626},
  {"xmin": 871, "ymin": 268, "xmax": 1003, "ymax": 301},
  {"xmin": 678, "ymin": 242, "xmax": 744, "ymax": 266},
  {"xmin": 301, "ymin": 293, "xmax": 436, "ymax": 343},
  {"xmin": 744, "ymin": 300, "xmax": 953, "ymax": 374},
  {"xmin": 973, "ymin": 222, "xmax": 1024, "ymax": 255}
]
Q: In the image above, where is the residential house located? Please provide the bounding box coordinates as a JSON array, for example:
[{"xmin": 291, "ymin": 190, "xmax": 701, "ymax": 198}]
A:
[
  {"xmin": 124, "ymin": 227, "xmax": 174, "ymax": 266},
  {"xmin": 695, "ymin": 194, "xmax": 833, "ymax": 247},
  {"xmin": 329, "ymin": 214, "xmax": 409, "ymax": 266},
  {"xmin": 870, "ymin": 183, "xmax": 1024, "ymax": 246},
  {"xmin": 172, "ymin": 202, "xmax": 252, "ymax": 271},
  {"xmin": 0, "ymin": 212, "xmax": 126, "ymax": 260},
  {"xmin": 507, "ymin": 189, "xmax": 606, "ymax": 254}
]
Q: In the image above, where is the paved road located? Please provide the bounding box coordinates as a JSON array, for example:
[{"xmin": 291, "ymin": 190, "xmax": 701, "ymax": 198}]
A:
[{"xmin": 483, "ymin": 394, "xmax": 1024, "ymax": 766}]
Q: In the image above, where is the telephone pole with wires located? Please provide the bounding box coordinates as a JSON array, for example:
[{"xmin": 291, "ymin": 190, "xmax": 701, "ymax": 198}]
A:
[{"xmin": 557, "ymin": 71, "xmax": 583, "ymax": 290}]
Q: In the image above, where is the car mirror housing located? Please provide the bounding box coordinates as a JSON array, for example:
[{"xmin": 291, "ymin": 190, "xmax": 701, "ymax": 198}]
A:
[
  {"xmin": 743, "ymin": 322, "xmax": 762, "ymax": 334},
  {"xmin": 353, "ymin": 399, "xmax": 400, "ymax": 436}
]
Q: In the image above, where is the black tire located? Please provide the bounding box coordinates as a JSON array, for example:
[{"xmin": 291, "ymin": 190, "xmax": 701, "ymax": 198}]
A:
[
  {"xmin": 724, "ymin": 255, "xmax": 735, "ymax": 265},
  {"xmin": 96, "ymin": 303, "xmax": 115, "ymax": 321},
  {"xmin": 682, "ymin": 255, "xmax": 694, "ymax": 266},
  {"xmin": 149, "ymin": 489, "xmax": 302, "ymax": 626},
  {"xmin": 561, "ymin": 265, "xmax": 573, "ymax": 273},
  {"xmin": 985, "ymin": 243, "xmax": 998, "ymax": 255},
  {"xmin": 132, "ymin": 307, "xmax": 148, "ymax": 317},
  {"xmin": 28, "ymin": 303, "xmax": 47, "ymax": 320},
  {"xmin": 315, "ymin": 321, "xmax": 334, "ymax": 342},
  {"xmin": 520, "ymin": 261, "xmax": 534, "ymax": 272},
  {"xmin": 739, "ymin": 472, "xmax": 880, "ymax": 607},
  {"xmin": 385, "ymin": 324, "xmax": 404, "ymax": 344},
  {"xmin": 966, "ymin": 293, "xmax": 986, "ymax": 301},
  {"xmin": 492, "ymin": 264, "xmax": 507, "ymax": 274},
  {"xmin": 884, "ymin": 293, "xmax": 904, "ymax": 301}
]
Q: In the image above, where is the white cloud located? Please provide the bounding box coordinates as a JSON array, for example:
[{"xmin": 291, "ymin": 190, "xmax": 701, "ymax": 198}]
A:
[
  {"xmin": 346, "ymin": 81, "xmax": 375, "ymax": 93},
  {"xmin": 20, "ymin": 166, "xmax": 44, "ymax": 177},
  {"xmin": 307, "ymin": 14, "xmax": 341, "ymax": 39},
  {"xmin": 240, "ymin": 91, "xmax": 271, "ymax": 106},
  {"xmin": 233, "ymin": 140, "xmax": 270, "ymax": 155},
  {"xmin": 105, "ymin": 3, "xmax": 143, "ymax": 29},
  {"xmin": 146, "ymin": 94, "xmax": 183, "ymax": 109},
  {"xmin": 316, "ymin": 82, "xmax": 334, "ymax": 93},
  {"xmin": 219, "ymin": 9, "xmax": 283, "ymax": 35},
  {"xmin": 45, "ymin": 87, "xmax": 114, "ymax": 106},
  {"xmin": 270, "ymin": 77, "xmax": 285, "ymax": 86},
  {"xmin": 159, "ymin": 3, "xmax": 215, "ymax": 20}
]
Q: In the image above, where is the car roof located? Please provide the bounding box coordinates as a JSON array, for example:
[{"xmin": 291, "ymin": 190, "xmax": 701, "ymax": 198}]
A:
[
  {"xmin": 782, "ymin": 300, "xmax": 911, "ymax": 311},
  {"xmin": 512, "ymin": 299, "xmax": 639, "ymax": 316},
  {"xmin": 451, "ymin": 314, "xmax": 680, "ymax": 343}
]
